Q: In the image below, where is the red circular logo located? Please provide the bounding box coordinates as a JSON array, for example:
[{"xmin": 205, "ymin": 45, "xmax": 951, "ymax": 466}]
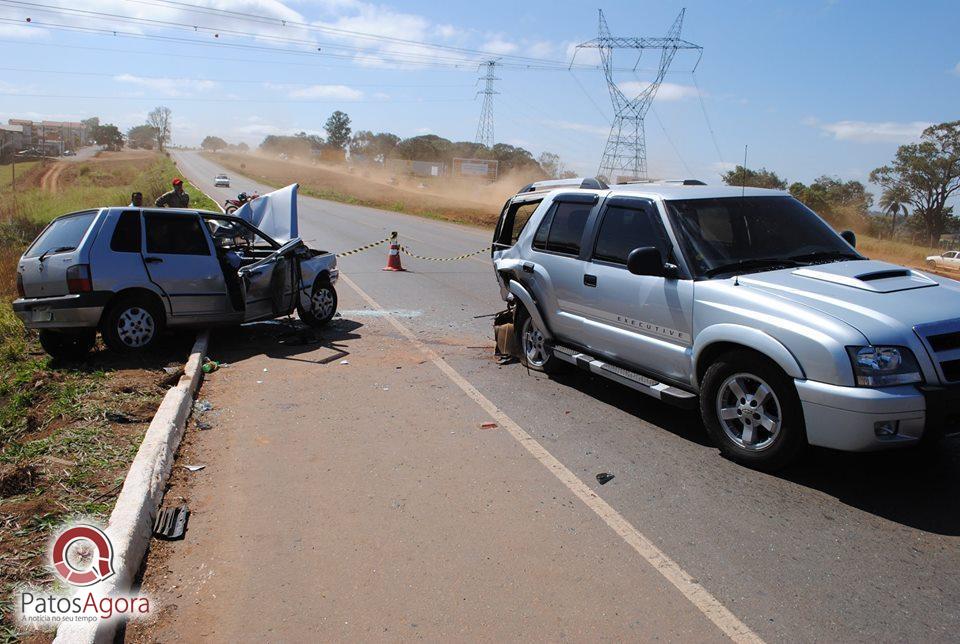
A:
[{"xmin": 50, "ymin": 525, "xmax": 115, "ymax": 587}]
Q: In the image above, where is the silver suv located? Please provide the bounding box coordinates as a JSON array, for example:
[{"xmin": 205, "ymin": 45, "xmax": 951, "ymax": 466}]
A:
[
  {"xmin": 14, "ymin": 203, "xmax": 338, "ymax": 358},
  {"xmin": 492, "ymin": 178, "xmax": 960, "ymax": 469}
]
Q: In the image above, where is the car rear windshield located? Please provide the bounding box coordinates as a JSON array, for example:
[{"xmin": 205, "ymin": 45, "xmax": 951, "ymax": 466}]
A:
[
  {"xmin": 666, "ymin": 196, "xmax": 856, "ymax": 277},
  {"xmin": 24, "ymin": 210, "xmax": 98, "ymax": 258}
]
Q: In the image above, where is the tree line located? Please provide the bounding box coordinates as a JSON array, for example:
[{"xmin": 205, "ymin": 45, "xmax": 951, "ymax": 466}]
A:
[
  {"xmin": 83, "ymin": 106, "xmax": 175, "ymax": 153},
  {"xmin": 721, "ymin": 120, "xmax": 960, "ymax": 246}
]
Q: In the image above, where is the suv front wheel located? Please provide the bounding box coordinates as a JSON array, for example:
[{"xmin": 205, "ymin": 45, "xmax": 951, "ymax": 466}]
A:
[
  {"xmin": 700, "ymin": 351, "xmax": 806, "ymax": 470},
  {"xmin": 515, "ymin": 305, "xmax": 560, "ymax": 373}
]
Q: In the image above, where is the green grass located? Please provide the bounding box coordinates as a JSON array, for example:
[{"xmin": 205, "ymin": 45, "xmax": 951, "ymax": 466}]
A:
[{"xmin": 0, "ymin": 160, "xmax": 39, "ymax": 191}]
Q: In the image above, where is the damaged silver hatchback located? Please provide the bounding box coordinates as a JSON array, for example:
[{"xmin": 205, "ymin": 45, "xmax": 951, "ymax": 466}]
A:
[{"xmin": 13, "ymin": 184, "xmax": 338, "ymax": 358}]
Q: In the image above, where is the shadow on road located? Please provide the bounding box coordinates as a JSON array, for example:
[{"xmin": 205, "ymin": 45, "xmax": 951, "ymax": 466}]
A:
[
  {"xmin": 206, "ymin": 316, "xmax": 364, "ymax": 366},
  {"xmin": 544, "ymin": 365, "xmax": 960, "ymax": 535}
]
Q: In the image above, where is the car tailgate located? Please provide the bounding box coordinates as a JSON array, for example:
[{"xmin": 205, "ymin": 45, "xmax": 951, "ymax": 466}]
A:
[{"xmin": 19, "ymin": 210, "xmax": 99, "ymax": 298}]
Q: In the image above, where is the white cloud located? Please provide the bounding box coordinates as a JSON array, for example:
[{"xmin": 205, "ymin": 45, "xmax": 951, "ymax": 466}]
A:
[
  {"xmin": 813, "ymin": 119, "xmax": 931, "ymax": 144},
  {"xmin": 618, "ymin": 81, "xmax": 698, "ymax": 101},
  {"xmin": 0, "ymin": 23, "xmax": 48, "ymax": 39},
  {"xmin": 481, "ymin": 38, "xmax": 518, "ymax": 55},
  {"xmin": 264, "ymin": 84, "xmax": 363, "ymax": 100},
  {"xmin": 114, "ymin": 74, "xmax": 217, "ymax": 97},
  {"xmin": 543, "ymin": 119, "xmax": 609, "ymax": 137}
]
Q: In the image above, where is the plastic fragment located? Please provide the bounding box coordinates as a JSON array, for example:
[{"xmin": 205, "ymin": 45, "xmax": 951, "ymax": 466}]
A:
[{"xmin": 596, "ymin": 472, "xmax": 614, "ymax": 485}]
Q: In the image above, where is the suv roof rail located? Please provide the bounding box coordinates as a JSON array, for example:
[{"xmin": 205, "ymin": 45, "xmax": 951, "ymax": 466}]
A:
[
  {"xmin": 617, "ymin": 178, "xmax": 707, "ymax": 186},
  {"xmin": 518, "ymin": 177, "xmax": 610, "ymax": 193}
]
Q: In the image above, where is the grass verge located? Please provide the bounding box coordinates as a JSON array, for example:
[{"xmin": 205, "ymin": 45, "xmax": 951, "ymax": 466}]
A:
[{"xmin": 0, "ymin": 150, "xmax": 195, "ymax": 641}]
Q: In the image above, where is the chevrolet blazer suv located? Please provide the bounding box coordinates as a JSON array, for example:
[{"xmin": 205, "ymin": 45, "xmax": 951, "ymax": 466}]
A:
[
  {"xmin": 491, "ymin": 178, "xmax": 960, "ymax": 469},
  {"xmin": 13, "ymin": 185, "xmax": 338, "ymax": 358}
]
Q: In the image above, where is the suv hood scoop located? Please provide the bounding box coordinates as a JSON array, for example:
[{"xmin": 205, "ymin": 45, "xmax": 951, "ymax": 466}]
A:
[{"xmin": 790, "ymin": 260, "xmax": 937, "ymax": 293}]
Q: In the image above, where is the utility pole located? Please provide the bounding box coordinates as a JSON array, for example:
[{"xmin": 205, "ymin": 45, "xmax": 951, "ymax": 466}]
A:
[
  {"xmin": 474, "ymin": 60, "xmax": 499, "ymax": 149},
  {"xmin": 572, "ymin": 9, "xmax": 702, "ymax": 183}
]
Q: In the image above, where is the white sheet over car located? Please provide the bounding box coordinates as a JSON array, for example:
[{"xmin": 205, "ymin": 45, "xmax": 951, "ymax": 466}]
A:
[{"xmin": 235, "ymin": 183, "xmax": 299, "ymax": 244}]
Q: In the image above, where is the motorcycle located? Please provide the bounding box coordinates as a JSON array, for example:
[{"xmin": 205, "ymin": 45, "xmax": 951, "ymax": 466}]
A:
[{"xmin": 223, "ymin": 191, "xmax": 260, "ymax": 214}]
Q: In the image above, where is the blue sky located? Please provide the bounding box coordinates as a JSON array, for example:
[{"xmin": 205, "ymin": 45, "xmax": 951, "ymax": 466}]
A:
[{"xmin": 1, "ymin": 0, "xmax": 957, "ymax": 190}]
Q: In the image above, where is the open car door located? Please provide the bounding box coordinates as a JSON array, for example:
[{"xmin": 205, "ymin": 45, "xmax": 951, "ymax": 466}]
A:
[{"xmin": 237, "ymin": 238, "xmax": 302, "ymax": 322}]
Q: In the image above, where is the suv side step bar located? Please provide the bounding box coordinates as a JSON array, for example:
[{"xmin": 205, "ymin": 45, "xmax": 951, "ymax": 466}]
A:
[{"xmin": 552, "ymin": 345, "xmax": 697, "ymax": 409}]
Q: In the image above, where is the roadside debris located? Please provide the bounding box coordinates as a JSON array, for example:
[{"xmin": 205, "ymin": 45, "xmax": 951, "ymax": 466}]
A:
[
  {"xmin": 480, "ymin": 422, "xmax": 499, "ymax": 430},
  {"xmin": 183, "ymin": 464, "xmax": 206, "ymax": 472},
  {"xmin": 153, "ymin": 504, "xmax": 190, "ymax": 540},
  {"xmin": 340, "ymin": 360, "xmax": 350, "ymax": 365},
  {"xmin": 493, "ymin": 307, "xmax": 520, "ymax": 365},
  {"xmin": 202, "ymin": 358, "xmax": 220, "ymax": 374},
  {"xmin": 596, "ymin": 472, "xmax": 615, "ymax": 485},
  {"xmin": 105, "ymin": 411, "xmax": 139, "ymax": 424},
  {"xmin": 162, "ymin": 366, "xmax": 181, "ymax": 376},
  {"xmin": 195, "ymin": 420, "xmax": 212, "ymax": 431},
  {"xmin": 193, "ymin": 400, "xmax": 213, "ymax": 414}
]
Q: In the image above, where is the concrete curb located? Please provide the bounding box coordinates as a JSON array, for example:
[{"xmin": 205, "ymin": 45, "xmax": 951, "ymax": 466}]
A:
[{"xmin": 53, "ymin": 331, "xmax": 210, "ymax": 644}]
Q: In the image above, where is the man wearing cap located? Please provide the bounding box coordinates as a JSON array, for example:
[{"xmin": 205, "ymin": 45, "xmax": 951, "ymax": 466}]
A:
[{"xmin": 155, "ymin": 178, "xmax": 191, "ymax": 208}]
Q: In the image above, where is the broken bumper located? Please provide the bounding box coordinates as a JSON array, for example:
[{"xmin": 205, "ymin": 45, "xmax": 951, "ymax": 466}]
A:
[{"xmin": 12, "ymin": 292, "xmax": 111, "ymax": 328}]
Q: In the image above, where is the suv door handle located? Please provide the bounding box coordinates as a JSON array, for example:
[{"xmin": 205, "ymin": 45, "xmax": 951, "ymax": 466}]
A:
[
  {"xmin": 522, "ymin": 262, "xmax": 534, "ymax": 274},
  {"xmin": 584, "ymin": 274, "xmax": 597, "ymax": 287},
  {"xmin": 144, "ymin": 257, "xmax": 163, "ymax": 264}
]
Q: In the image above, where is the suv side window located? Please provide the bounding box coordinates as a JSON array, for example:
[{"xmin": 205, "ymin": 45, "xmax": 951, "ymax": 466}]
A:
[
  {"xmin": 493, "ymin": 199, "xmax": 543, "ymax": 249},
  {"xmin": 144, "ymin": 214, "xmax": 210, "ymax": 255},
  {"xmin": 110, "ymin": 211, "xmax": 142, "ymax": 253},
  {"xmin": 593, "ymin": 204, "xmax": 666, "ymax": 265},
  {"xmin": 532, "ymin": 201, "xmax": 591, "ymax": 255}
]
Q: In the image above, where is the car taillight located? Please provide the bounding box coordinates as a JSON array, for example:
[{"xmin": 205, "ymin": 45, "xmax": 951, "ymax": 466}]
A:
[
  {"xmin": 16, "ymin": 272, "xmax": 24, "ymax": 298},
  {"xmin": 66, "ymin": 264, "xmax": 92, "ymax": 294}
]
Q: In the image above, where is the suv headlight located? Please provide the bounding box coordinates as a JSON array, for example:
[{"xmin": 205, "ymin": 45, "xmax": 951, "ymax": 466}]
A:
[{"xmin": 846, "ymin": 346, "xmax": 922, "ymax": 387}]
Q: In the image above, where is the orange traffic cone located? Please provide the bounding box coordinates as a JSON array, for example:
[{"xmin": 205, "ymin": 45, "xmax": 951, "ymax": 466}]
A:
[{"xmin": 382, "ymin": 231, "xmax": 405, "ymax": 272}]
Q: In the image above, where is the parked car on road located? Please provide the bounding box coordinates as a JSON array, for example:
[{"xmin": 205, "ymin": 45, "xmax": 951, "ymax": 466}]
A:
[
  {"xmin": 927, "ymin": 250, "xmax": 960, "ymax": 271},
  {"xmin": 214, "ymin": 174, "xmax": 231, "ymax": 187},
  {"xmin": 492, "ymin": 178, "xmax": 960, "ymax": 469},
  {"xmin": 13, "ymin": 185, "xmax": 338, "ymax": 358}
]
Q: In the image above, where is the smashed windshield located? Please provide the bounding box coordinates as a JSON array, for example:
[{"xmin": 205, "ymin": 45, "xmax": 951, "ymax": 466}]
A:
[{"xmin": 665, "ymin": 196, "xmax": 862, "ymax": 277}]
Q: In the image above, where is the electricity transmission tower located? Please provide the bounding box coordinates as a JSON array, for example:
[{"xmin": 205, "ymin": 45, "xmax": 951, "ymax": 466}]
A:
[
  {"xmin": 474, "ymin": 60, "xmax": 499, "ymax": 148},
  {"xmin": 572, "ymin": 9, "xmax": 702, "ymax": 182}
]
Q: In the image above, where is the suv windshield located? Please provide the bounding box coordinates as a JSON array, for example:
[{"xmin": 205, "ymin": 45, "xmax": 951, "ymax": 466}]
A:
[
  {"xmin": 24, "ymin": 210, "xmax": 97, "ymax": 259},
  {"xmin": 665, "ymin": 196, "xmax": 861, "ymax": 277}
]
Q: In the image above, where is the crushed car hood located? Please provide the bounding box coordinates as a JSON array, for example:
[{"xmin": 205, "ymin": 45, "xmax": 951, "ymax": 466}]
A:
[
  {"xmin": 236, "ymin": 183, "xmax": 299, "ymax": 244},
  {"xmin": 736, "ymin": 259, "xmax": 960, "ymax": 344}
]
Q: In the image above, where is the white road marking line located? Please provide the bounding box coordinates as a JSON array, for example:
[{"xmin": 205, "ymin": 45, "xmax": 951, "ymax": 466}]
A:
[{"xmin": 339, "ymin": 273, "xmax": 763, "ymax": 644}]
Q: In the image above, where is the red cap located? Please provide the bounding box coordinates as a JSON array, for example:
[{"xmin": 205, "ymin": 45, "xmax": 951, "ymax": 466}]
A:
[{"xmin": 172, "ymin": 178, "xmax": 183, "ymax": 186}]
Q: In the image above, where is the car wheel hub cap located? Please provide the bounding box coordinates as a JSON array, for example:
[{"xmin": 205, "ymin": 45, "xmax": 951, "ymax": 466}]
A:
[
  {"xmin": 117, "ymin": 307, "xmax": 155, "ymax": 347},
  {"xmin": 716, "ymin": 373, "xmax": 781, "ymax": 451},
  {"xmin": 522, "ymin": 317, "xmax": 548, "ymax": 367},
  {"xmin": 311, "ymin": 288, "xmax": 334, "ymax": 318}
]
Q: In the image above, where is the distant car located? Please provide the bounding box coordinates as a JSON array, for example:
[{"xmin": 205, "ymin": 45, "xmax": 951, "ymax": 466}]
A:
[
  {"xmin": 214, "ymin": 174, "xmax": 230, "ymax": 187},
  {"xmin": 63, "ymin": 150, "xmax": 76, "ymax": 156},
  {"xmin": 926, "ymin": 250, "xmax": 960, "ymax": 271},
  {"xmin": 12, "ymin": 184, "xmax": 338, "ymax": 359}
]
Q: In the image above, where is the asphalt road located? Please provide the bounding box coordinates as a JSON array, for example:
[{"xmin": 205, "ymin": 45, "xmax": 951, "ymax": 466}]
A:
[{"xmin": 171, "ymin": 150, "xmax": 960, "ymax": 642}]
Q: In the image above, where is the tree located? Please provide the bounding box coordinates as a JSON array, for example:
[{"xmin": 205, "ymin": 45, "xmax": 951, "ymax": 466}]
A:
[
  {"xmin": 721, "ymin": 165, "xmax": 787, "ymax": 190},
  {"xmin": 201, "ymin": 136, "xmax": 228, "ymax": 152},
  {"xmin": 126, "ymin": 125, "xmax": 156, "ymax": 150},
  {"xmin": 92, "ymin": 124, "xmax": 123, "ymax": 150},
  {"xmin": 81, "ymin": 117, "xmax": 100, "ymax": 144},
  {"xmin": 146, "ymin": 106, "xmax": 172, "ymax": 152},
  {"xmin": 879, "ymin": 186, "xmax": 910, "ymax": 237},
  {"xmin": 324, "ymin": 111, "xmax": 352, "ymax": 150},
  {"xmin": 789, "ymin": 176, "xmax": 873, "ymax": 229},
  {"xmin": 870, "ymin": 121, "xmax": 960, "ymax": 246},
  {"xmin": 538, "ymin": 152, "xmax": 562, "ymax": 178}
]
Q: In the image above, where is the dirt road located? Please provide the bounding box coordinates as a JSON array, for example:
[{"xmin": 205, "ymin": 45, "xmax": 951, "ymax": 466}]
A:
[{"xmin": 133, "ymin": 151, "xmax": 960, "ymax": 643}]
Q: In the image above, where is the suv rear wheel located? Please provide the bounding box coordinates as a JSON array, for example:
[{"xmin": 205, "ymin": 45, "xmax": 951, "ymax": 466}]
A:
[
  {"xmin": 101, "ymin": 294, "xmax": 164, "ymax": 353},
  {"xmin": 515, "ymin": 305, "xmax": 559, "ymax": 373},
  {"xmin": 700, "ymin": 351, "xmax": 806, "ymax": 470},
  {"xmin": 38, "ymin": 329, "xmax": 96, "ymax": 360}
]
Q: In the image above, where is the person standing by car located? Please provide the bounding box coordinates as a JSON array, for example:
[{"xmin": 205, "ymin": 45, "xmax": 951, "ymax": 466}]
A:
[
  {"xmin": 155, "ymin": 178, "xmax": 190, "ymax": 208},
  {"xmin": 129, "ymin": 192, "xmax": 143, "ymax": 207}
]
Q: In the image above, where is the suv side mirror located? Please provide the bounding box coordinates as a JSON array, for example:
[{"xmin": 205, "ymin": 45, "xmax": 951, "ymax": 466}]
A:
[
  {"xmin": 840, "ymin": 230, "xmax": 857, "ymax": 248},
  {"xmin": 626, "ymin": 247, "xmax": 665, "ymax": 276}
]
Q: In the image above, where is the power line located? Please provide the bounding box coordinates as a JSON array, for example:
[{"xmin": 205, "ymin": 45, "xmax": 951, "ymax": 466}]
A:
[
  {"xmin": 650, "ymin": 106, "xmax": 693, "ymax": 177},
  {"xmin": 691, "ymin": 71, "xmax": 725, "ymax": 165},
  {"xmin": 0, "ymin": 92, "xmax": 475, "ymax": 104}
]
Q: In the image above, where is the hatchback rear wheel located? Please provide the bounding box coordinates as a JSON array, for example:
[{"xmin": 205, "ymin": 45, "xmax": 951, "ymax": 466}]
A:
[{"xmin": 101, "ymin": 294, "xmax": 163, "ymax": 353}]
